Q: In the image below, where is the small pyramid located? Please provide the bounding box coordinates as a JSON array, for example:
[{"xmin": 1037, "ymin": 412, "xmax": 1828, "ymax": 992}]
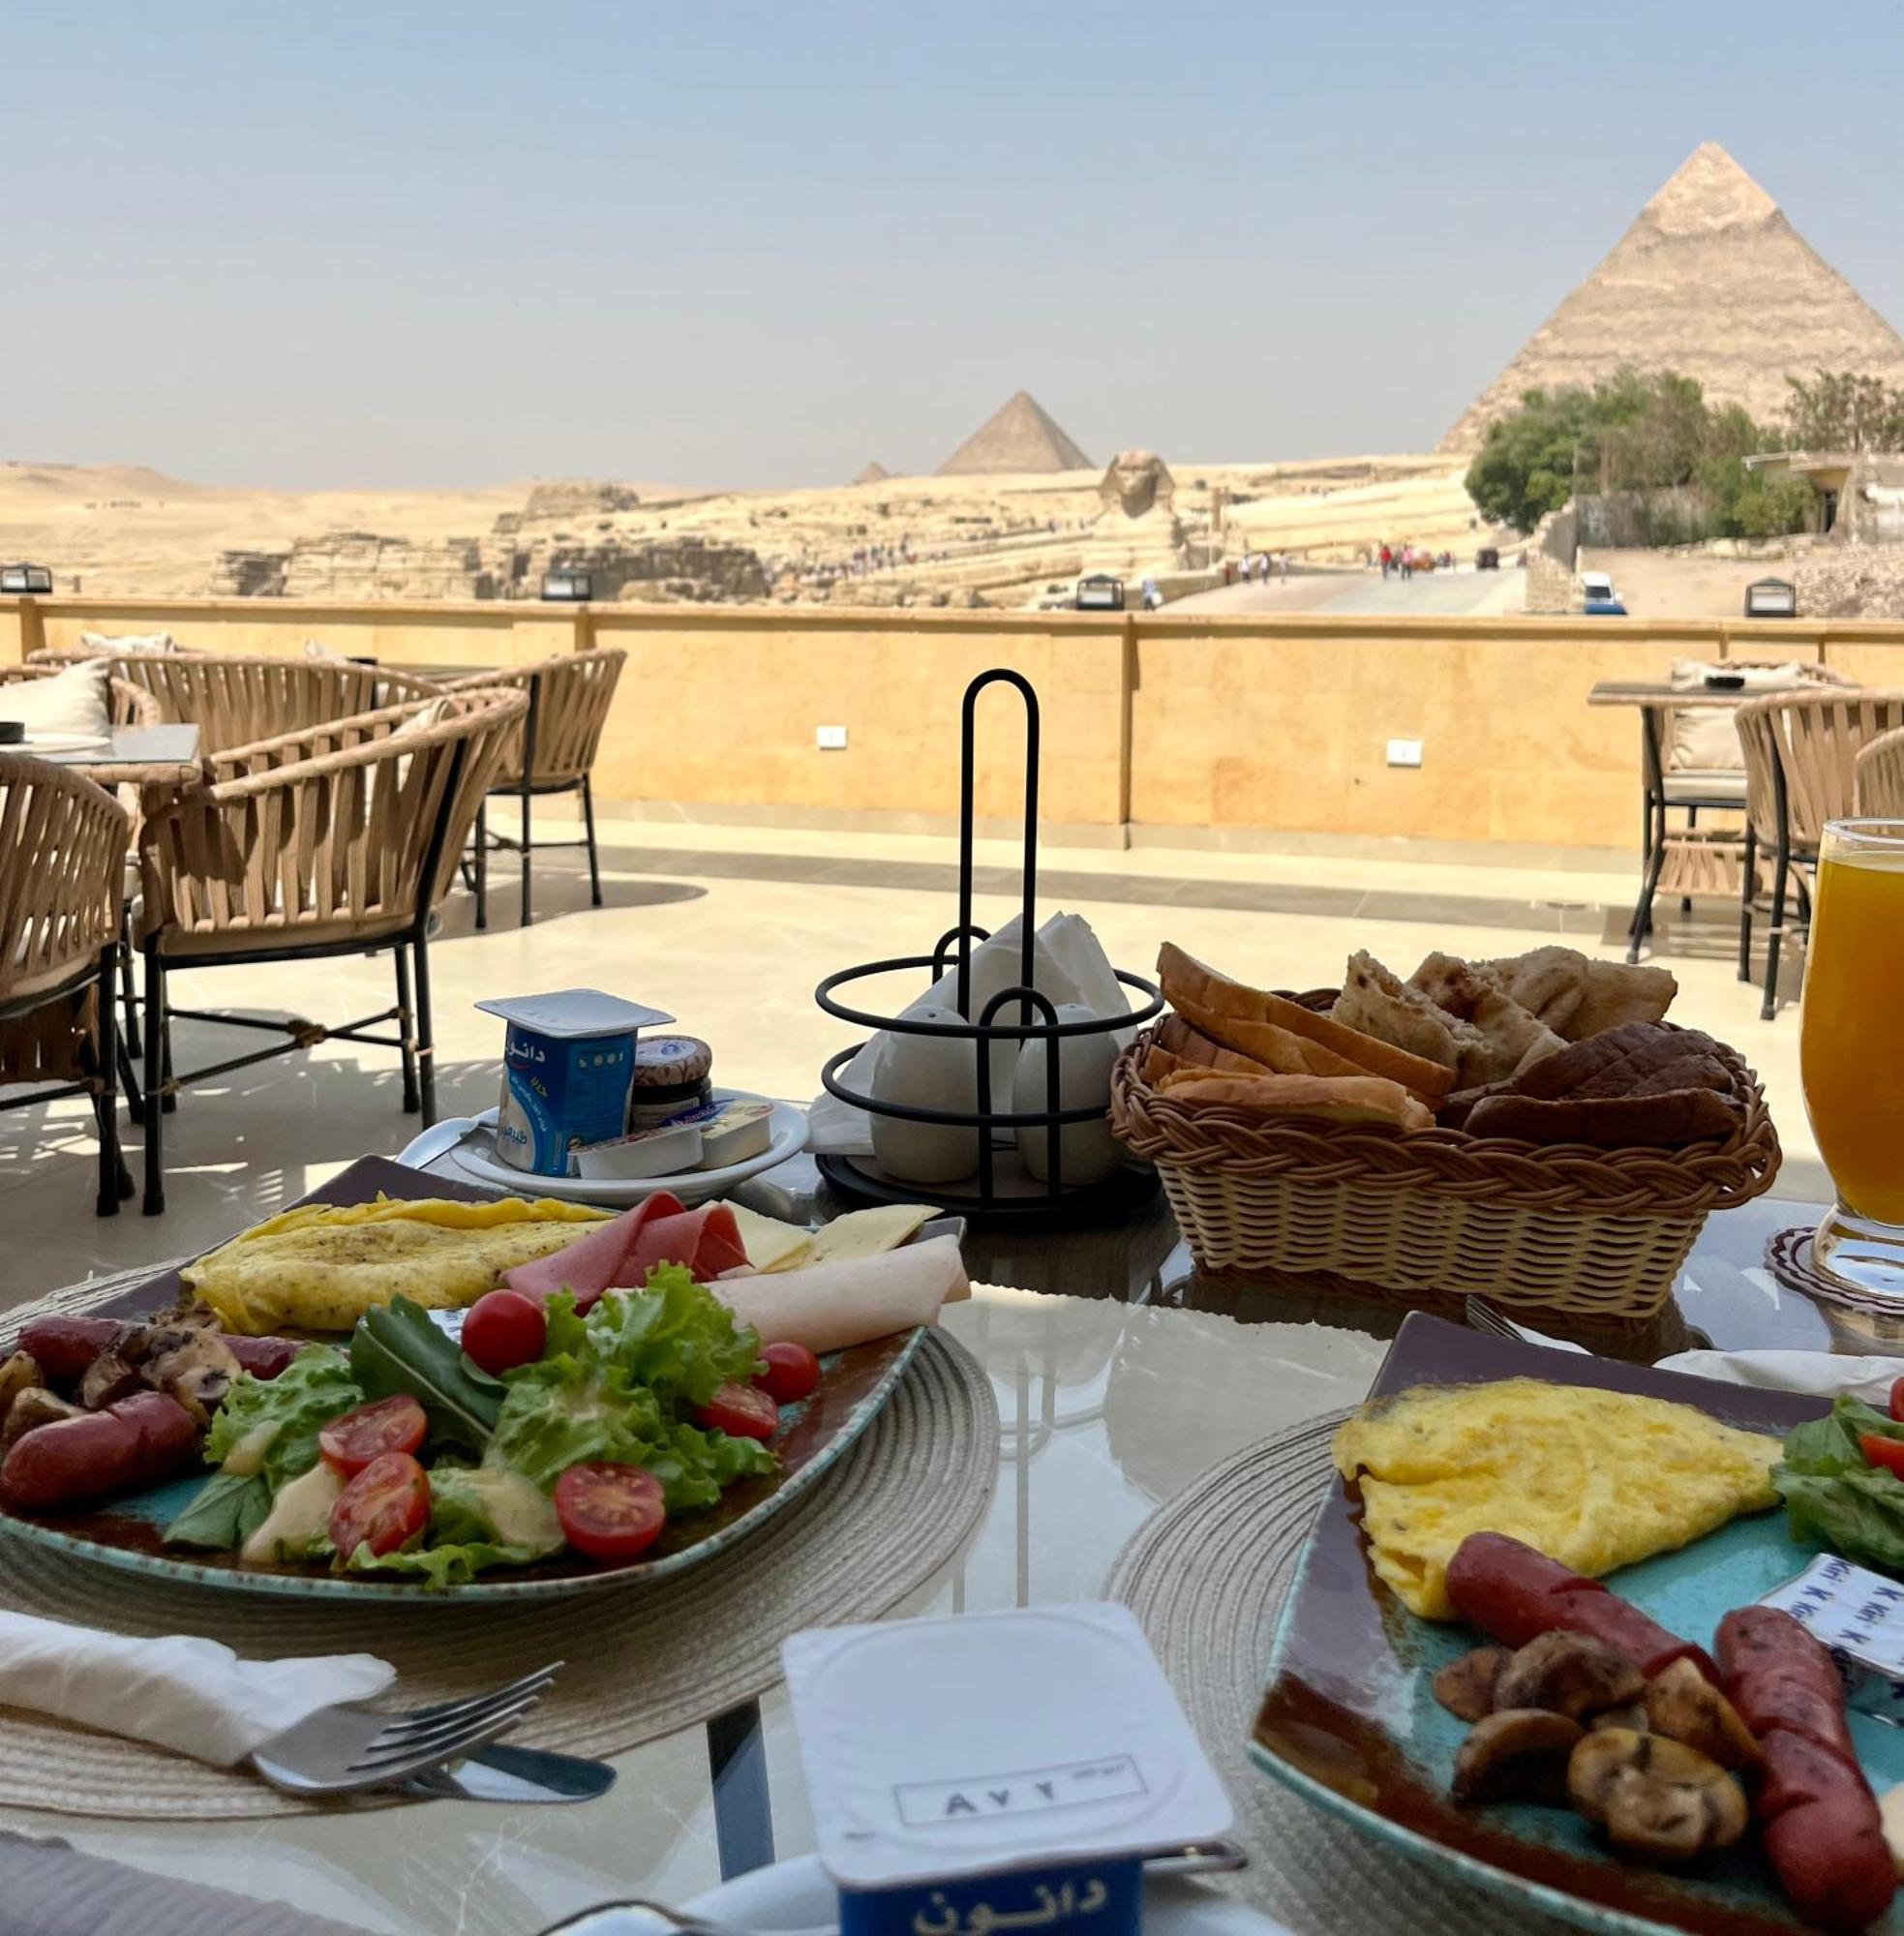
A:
[
  {"xmin": 855, "ymin": 461, "xmax": 892, "ymax": 484},
  {"xmin": 1442, "ymin": 143, "xmax": 1904, "ymax": 448},
  {"xmin": 936, "ymin": 391, "xmax": 1094, "ymax": 474}
]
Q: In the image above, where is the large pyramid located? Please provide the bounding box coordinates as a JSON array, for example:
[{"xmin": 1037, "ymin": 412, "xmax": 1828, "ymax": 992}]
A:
[
  {"xmin": 936, "ymin": 391, "xmax": 1093, "ymax": 474},
  {"xmin": 1441, "ymin": 143, "xmax": 1904, "ymax": 450}
]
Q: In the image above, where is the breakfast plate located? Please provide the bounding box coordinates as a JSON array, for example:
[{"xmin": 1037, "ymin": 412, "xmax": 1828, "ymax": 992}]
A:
[
  {"xmin": 444, "ymin": 1090, "xmax": 808, "ymax": 1206},
  {"xmin": 1250, "ymin": 1313, "xmax": 1903, "ymax": 1936},
  {"xmin": 0, "ymin": 1156, "xmax": 926, "ymax": 1603}
]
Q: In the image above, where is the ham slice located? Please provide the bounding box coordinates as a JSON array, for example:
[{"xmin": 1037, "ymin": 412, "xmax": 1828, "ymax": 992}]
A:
[
  {"xmin": 712, "ymin": 1235, "xmax": 969, "ymax": 1353},
  {"xmin": 501, "ymin": 1193, "xmax": 684, "ymax": 1309},
  {"xmin": 613, "ymin": 1203, "xmax": 749, "ymax": 1289}
]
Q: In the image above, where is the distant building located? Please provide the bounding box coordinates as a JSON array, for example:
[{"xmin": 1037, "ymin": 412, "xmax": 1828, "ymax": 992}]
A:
[{"xmin": 1745, "ymin": 450, "xmax": 1904, "ymax": 543}]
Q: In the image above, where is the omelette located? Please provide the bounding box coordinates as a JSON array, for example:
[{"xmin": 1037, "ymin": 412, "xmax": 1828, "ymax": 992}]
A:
[
  {"xmin": 185, "ymin": 1195, "xmax": 609, "ymax": 1335},
  {"xmin": 1331, "ymin": 1378, "xmax": 1781, "ymax": 1620}
]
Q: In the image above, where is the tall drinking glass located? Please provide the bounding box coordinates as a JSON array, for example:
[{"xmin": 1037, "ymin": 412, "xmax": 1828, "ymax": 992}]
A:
[{"xmin": 1800, "ymin": 818, "xmax": 1904, "ymax": 1298}]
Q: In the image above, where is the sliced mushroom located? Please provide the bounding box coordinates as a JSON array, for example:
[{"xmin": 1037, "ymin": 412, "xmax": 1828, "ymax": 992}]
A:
[
  {"xmin": 0, "ymin": 1351, "xmax": 44, "ymax": 1430},
  {"xmin": 1590, "ymin": 1702, "xmax": 1649, "ymax": 1734},
  {"xmin": 1644, "ymin": 1658, "xmax": 1761, "ymax": 1773},
  {"xmin": 1567, "ymin": 1727, "xmax": 1748, "ymax": 1862},
  {"xmin": 0, "ymin": 1388, "xmax": 86, "ymax": 1447},
  {"xmin": 1452, "ymin": 1709, "xmax": 1585, "ymax": 1805},
  {"xmin": 142, "ymin": 1329, "xmax": 241, "ymax": 1429},
  {"xmin": 1434, "ymin": 1648, "xmax": 1507, "ymax": 1723},
  {"xmin": 1495, "ymin": 1631, "xmax": 1646, "ymax": 1721},
  {"xmin": 77, "ymin": 1349, "xmax": 141, "ymax": 1410}
]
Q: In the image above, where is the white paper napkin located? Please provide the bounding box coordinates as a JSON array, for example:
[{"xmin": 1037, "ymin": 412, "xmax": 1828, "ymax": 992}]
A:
[
  {"xmin": 0, "ymin": 1612, "xmax": 395, "ymax": 1767},
  {"xmin": 1653, "ymin": 1349, "xmax": 1904, "ymax": 1407}
]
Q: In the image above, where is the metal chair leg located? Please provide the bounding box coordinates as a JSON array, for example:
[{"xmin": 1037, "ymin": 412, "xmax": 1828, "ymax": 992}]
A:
[
  {"xmin": 414, "ymin": 931, "xmax": 437, "ymax": 1126},
  {"xmin": 395, "ymin": 943, "xmax": 420, "ymax": 1114},
  {"xmin": 519, "ymin": 782, "xmax": 533, "ymax": 927},
  {"xmin": 473, "ymin": 800, "xmax": 489, "ymax": 931},
  {"xmin": 1761, "ymin": 842, "xmax": 1791, "ymax": 1022},
  {"xmin": 95, "ymin": 942, "xmax": 122, "ymax": 1218},
  {"xmin": 120, "ymin": 923, "xmax": 141, "ymax": 1058},
  {"xmin": 142, "ymin": 943, "xmax": 166, "ymax": 1215},
  {"xmin": 1626, "ymin": 842, "xmax": 1667, "ymax": 965},
  {"xmin": 1738, "ymin": 826, "xmax": 1757, "ymax": 983},
  {"xmin": 582, "ymin": 775, "xmax": 603, "ymax": 907}
]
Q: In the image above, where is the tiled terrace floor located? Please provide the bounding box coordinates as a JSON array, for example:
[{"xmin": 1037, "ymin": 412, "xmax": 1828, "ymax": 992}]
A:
[{"xmin": 1, "ymin": 818, "xmax": 1819, "ymax": 1310}]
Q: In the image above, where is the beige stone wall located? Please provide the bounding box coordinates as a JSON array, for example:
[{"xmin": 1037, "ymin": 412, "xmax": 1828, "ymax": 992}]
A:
[{"xmin": 7, "ymin": 595, "xmax": 1904, "ymax": 855}]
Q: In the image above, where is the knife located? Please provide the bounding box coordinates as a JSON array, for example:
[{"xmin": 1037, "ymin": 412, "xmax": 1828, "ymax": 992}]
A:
[{"xmin": 404, "ymin": 1739, "xmax": 617, "ymax": 1803}]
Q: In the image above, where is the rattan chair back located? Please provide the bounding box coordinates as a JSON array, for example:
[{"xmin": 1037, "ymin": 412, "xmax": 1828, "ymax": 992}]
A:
[
  {"xmin": 0, "ymin": 753, "xmax": 129, "ymax": 1010},
  {"xmin": 67, "ymin": 653, "xmax": 445, "ymax": 754},
  {"xmin": 136, "ymin": 686, "xmax": 527, "ymax": 952},
  {"xmin": 0, "ymin": 662, "xmax": 164, "ymax": 730},
  {"xmin": 1735, "ymin": 688, "xmax": 1904, "ymax": 852},
  {"xmin": 452, "ymin": 649, "xmax": 624, "ymax": 786},
  {"xmin": 1854, "ymin": 725, "xmax": 1904, "ymax": 819}
]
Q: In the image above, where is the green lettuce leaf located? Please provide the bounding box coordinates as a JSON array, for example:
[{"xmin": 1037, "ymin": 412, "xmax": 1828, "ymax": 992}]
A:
[
  {"xmin": 350, "ymin": 1297, "xmax": 505, "ymax": 1458},
  {"xmin": 342, "ymin": 1538, "xmax": 546, "ymax": 1590},
  {"xmin": 489, "ymin": 1271, "xmax": 773, "ymax": 1509},
  {"xmin": 1773, "ymin": 1397, "xmax": 1904, "ymax": 1575},
  {"xmin": 164, "ymin": 1469, "xmax": 272, "ymax": 1551},
  {"xmin": 202, "ymin": 1344, "xmax": 364, "ymax": 1488}
]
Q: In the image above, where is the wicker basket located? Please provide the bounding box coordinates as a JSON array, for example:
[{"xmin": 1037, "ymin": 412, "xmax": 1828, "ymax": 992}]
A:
[{"xmin": 1108, "ymin": 1001, "xmax": 1782, "ymax": 1324}]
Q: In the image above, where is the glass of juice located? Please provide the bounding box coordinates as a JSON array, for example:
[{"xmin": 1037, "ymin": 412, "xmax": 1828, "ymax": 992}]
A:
[{"xmin": 1801, "ymin": 818, "xmax": 1904, "ymax": 1298}]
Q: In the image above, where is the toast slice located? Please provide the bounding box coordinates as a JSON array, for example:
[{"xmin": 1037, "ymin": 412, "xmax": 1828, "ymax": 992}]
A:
[{"xmin": 1158, "ymin": 943, "xmax": 1454, "ymax": 1106}]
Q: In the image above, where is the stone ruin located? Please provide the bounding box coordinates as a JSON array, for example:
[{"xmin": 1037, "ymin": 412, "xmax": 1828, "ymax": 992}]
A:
[{"xmin": 1098, "ymin": 450, "xmax": 1175, "ymax": 522}]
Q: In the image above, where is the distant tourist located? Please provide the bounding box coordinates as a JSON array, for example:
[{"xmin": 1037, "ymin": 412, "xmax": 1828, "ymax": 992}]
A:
[
  {"xmin": 1379, "ymin": 543, "xmax": 1393, "ymax": 579},
  {"xmin": 1400, "ymin": 545, "xmax": 1414, "ymax": 581},
  {"xmin": 1141, "ymin": 575, "xmax": 1162, "ymax": 611},
  {"xmin": 1278, "ymin": 550, "xmax": 1289, "ymax": 579}
]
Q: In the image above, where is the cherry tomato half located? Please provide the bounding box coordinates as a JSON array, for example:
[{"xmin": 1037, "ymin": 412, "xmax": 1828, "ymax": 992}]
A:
[
  {"xmin": 554, "ymin": 1462, "xmax": 666, "ymax": 1562},
  {"xmin": 328, "ymin": 1451, "xmax": 430, "ymax": 1558},
  {"xmin": 694, "ymin": 1380, "xmax": 779, "ymax": 1441},
  {"xmin": 462, "ymin": 1288, "xmax": 548, "ymax": 1376},
  {"xmin": 1889, "ymin": 1377, "xmax": 1904, "ymax": 1424},
  {"xmin": 318, "ymin": 1394, "xmax": 427, "ymax": 1478},
  {"xmin": 755, "ymin": 1342, "xmax": 821, "ymax": 1407},
  {"xmin": 1861, "ymin": 1433, "xmax": 1904, "ymax": 1480}
]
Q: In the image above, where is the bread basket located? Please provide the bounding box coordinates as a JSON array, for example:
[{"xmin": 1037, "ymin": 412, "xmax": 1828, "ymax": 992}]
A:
[{"xmin": 1108, "ymin": 994, "xmax": 1782, "ymax": 1324}]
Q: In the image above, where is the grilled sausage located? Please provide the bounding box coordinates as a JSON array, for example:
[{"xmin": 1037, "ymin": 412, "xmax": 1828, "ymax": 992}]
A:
[
  {"xmin": 0, "ymin": 1391, "xmax": 199, "ymax": 1512},
  {"xmin": 1717, "ymin": 1607, "xmax": 1895, "ymax": 1931},
  {"xmin": 17, "ymin": 1316, "xmax": 297, "ymax": 1388},
  {"xmin": 1445, "ymin": 1532, "xmax": 1716, "ymax": 1681}
]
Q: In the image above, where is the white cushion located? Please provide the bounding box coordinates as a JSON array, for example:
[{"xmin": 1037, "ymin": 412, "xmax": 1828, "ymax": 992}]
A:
[
  {"xmin": 389, "ymin": 697, "xmax": 457, "ymax": 742},
  {"xmin": 76, "ymin": 630, "xmax": 178, "ymax": 654},
  {"xmin": 1665, "ymin": 658, "xmax": 1812, "ymax": 771},
  {"xmin": 0, "ymin": 661, "xmax": 113, "ymax": 737},
  {"xmin": 303, "ymin": 639, "xmax": 350, "ymax": 664}
]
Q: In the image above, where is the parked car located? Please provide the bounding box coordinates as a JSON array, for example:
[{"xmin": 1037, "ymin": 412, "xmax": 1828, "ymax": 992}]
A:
[
  {"xmin": 1581, "ymin": 569, "xmax": 1627, "ymax": 617},
  {"xmin": 1475, "ymin": 547, "xmax": 1499, "ymax": 570}
]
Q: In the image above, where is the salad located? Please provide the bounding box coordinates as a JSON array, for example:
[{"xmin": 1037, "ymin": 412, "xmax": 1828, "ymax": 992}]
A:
[{"xmin": 163, "ymin": 1263, "xmax": 821, "ymax": 1587}]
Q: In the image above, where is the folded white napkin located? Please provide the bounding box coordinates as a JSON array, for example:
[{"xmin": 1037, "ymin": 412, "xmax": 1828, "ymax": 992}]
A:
[
  {"xmin": 0, "ymin": 1612, "xmax": 395, "ymax": 1767},
  {"xmin": 1654, "ymin": 1349, "xmax": 1904, "ymax": 1408}
]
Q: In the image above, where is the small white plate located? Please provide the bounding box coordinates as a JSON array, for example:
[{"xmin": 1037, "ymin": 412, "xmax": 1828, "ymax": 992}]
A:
[{"xmin": 446, "ymin": 1088, "xmax": 807, "ymax": 1206}]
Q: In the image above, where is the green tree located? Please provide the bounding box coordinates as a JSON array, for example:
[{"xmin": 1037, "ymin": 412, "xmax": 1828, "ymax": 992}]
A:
[{"xmin": 1785, "ymin": 371, "xmax": 1904, "ymax": 451}]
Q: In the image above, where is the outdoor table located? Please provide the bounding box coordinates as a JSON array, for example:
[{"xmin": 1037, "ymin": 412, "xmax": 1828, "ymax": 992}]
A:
[
  {"xmin": 0, "ymin": 1173, "xmax": 1836, "ymax": 1934},
  {"xmin": 28, "ymin": 722, "xmax": 204, "ymax": 791},
  {"xmin": 1588, "ymin": 679, "xmax": 1755, "ymax": 964}
]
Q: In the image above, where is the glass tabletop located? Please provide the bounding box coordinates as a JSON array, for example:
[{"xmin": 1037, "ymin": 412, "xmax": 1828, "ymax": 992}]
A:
[{"xmin": 1, "ymin": 1173, "xmax": 1840, "ymax": 1935}]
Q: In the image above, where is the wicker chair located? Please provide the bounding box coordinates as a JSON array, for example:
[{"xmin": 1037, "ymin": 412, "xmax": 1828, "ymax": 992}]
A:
[
  {"xmin": 1735, "ymin": 688, "xmax": 1904, "ymax": 1018},
  {"xmin": 1855, "ymin": 726, "xmax": 1904, "ymax": 818},
  {"xmin": 442, "ymin": 649, "xmax": 625, "ymax": 927},
  {"xmin": 0, "ymin": 661, "xmax": 165, "ymax": 729},
  {"xmin": 133, "ymin": 685, "xmax": 528, "ymax": 1214},
  {"xmin": 45, "ymin": 652, "xmax": 446, "ymax": 755},
  {"xmin": 0, "ymin": 754, "xmax": 133, "ymax": 1215}
]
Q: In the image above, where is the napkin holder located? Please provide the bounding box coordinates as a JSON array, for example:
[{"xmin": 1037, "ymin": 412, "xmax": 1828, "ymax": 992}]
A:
[{"xmin": 783, "ymin": 1603, "xmax": 1231, "ymax": 1936}]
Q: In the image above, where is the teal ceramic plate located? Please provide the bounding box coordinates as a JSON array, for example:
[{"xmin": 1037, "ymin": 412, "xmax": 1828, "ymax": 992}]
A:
[
  {"xmin": 0, "ymin": 1156, "xmax": 926, "ymax": 1603},
  {"xmin": 1249, "ymin": 1311, "xmax": 1901, "ymax": 1936}
]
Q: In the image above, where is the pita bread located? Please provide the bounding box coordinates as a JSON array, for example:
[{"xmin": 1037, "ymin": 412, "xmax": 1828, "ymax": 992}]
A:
[
  {"xmin": 1332, "ymin": 952, "xmax": 1482, "ymax": 1074},
  {"xmin": 1407, "ymin": 952, "xmax": 1567, "ymax": 1088},
  {"xmin": 1157, "ymin": 943, "xmax": 1453, "ymax": 1104}
]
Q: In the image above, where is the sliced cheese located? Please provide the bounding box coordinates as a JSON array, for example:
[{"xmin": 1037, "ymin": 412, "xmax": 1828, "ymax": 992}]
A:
[
  {"xmin": 801, "ymin": 1203, "xmax": 937, "ymax": 1266},
  {"xmin": 719, "ymin": 1201, "xmax": 815, "ymax": 1275}
]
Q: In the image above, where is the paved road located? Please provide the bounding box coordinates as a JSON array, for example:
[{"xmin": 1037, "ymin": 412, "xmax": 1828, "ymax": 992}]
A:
[{"xmin": 1172, "ymin": 569, "xmax": 1524, "ymax": 617}]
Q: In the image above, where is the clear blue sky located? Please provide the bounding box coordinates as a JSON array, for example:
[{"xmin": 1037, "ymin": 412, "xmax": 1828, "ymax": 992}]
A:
[{"xmin": 9, "ymin": 0, "xmax": 1903, "ymax": 491}]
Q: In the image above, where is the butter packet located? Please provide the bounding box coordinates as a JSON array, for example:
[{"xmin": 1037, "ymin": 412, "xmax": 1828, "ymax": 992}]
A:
[{"xmin": 1759, "ymin": 1554, "xmax": 1904, "ymax": 1718}]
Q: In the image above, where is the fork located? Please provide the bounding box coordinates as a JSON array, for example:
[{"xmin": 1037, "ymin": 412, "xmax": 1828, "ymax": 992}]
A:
[{"xmin": 250, "ymin": 1660, "xmax": 562, "ymax": 1797}]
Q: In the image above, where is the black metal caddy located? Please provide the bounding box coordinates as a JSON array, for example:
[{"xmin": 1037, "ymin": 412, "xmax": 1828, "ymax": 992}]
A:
[{"xmin": 814, "ymin": 669, "xmax": 1163, "ymax": 1221}]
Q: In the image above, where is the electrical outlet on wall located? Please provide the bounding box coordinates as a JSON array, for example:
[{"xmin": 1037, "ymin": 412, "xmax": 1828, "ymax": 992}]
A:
[
  {"xmin": 816, "ymin": 725, "xmax": 848, "ymax": 750},
  {"xmin": 1386, "ymin": 738, "xmax": 1423, "ymax": 768}
]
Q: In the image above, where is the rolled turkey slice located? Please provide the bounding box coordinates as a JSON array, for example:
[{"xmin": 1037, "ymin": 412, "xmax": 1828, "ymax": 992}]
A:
[{"xmin": 711, "ymin": 1235, "xmax": 969, "ymax": 1354}]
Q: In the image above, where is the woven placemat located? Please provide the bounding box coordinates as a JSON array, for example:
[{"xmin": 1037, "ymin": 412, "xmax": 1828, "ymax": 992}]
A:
[
  {"xmin": 1104, "ymin": 1412, "xmax": 1578, "ymax": 1936},
  {"xmin": 0, "ymin": 1270, "xmax": 998, "ymax": 1821}
]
